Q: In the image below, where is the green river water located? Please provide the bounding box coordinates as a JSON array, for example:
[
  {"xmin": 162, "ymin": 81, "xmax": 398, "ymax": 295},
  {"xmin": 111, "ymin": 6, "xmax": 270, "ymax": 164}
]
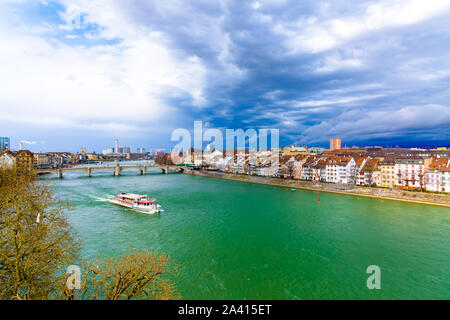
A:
[{"xmin": 46, "ymin": 166, "xmax": 450, "ymax": 299}]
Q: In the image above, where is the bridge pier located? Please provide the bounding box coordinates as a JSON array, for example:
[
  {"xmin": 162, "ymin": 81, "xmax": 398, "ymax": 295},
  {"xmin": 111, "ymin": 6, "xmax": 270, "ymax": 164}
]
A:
[
  {"xmin": 114, "ymin": 167, "xmax": 121, "ymax": 176},
  {"xmin": 140, "ymin": 166, "xmax": 147, "ymax": 175},
  {"xmin": 57, "ymin": 169, "xmax": 63, "ymax": 179},
  {"xmin": 86, "ymin": 168, "xmax": 91, "ymax": 177}
]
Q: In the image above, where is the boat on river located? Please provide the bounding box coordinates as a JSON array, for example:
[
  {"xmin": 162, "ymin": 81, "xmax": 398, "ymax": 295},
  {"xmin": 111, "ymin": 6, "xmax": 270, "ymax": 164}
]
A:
[{"xmin": 109, "ymin": 193, "xmax": 162, "ymax": 214}]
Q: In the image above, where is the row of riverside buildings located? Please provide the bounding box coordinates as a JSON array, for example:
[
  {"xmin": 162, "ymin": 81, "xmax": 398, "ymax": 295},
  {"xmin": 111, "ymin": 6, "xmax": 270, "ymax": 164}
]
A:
[
  {"xmin": 0, "ymin": 149, "xmax": 153, "ymax": 170},
  {"xmin": 0, "ymin": 148, "xmax": 159, "ymax": 171},
  {"xmin": 1, "ymin": 136, "xmax": 449, "ymax": 193},
  {"xmin": 0, "ymin": 150, "xmax": 75, "ymax": 170},
  {"xmin": 0, "ymin": 136, "xmax": 89, "ymax": 170},
  {"xmin": 0, "ymin": 137, "xmax": 161, "ymax": 170},
  {"xmin": 175, "ymin": 145, "xmax": 450, "ymax": 193}
]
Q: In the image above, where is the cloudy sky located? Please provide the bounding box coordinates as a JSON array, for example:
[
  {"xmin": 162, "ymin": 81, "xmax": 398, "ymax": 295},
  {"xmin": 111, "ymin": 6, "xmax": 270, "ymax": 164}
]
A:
[{"xmin": 1, "ymin": 0, "xmax": 450, "ymax": 152}]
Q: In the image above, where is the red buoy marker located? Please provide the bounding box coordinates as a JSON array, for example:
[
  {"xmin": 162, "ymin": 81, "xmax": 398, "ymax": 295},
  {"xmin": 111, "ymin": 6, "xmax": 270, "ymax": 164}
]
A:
[{"xmin": 317, "ymin": 197, "xmax": 320, "ymax": 202}]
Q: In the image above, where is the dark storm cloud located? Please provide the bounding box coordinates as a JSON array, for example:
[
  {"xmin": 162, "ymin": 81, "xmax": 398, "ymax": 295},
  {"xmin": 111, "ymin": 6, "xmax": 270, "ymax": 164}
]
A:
[
  {"xmin": 115, "ymin": 0, "xmax": 450, "ymax": 147},
  {"xmin": 4, "ymin": 0, "xmax": 450, "ymax": 151}
]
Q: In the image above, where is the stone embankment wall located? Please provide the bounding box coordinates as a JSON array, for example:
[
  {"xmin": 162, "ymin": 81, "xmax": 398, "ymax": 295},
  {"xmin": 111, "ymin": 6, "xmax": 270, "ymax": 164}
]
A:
[{"xmin": 189, "ymin": 170, "xmax": 450, "ymax": 207}]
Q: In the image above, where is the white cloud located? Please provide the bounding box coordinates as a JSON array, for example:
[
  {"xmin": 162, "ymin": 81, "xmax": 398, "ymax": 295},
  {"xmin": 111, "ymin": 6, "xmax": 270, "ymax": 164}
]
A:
[
  {"xmin": 289, "ymin": 94, "xmax": 384, "ymax": 108},
  {"xmin": 251, "ymin": 2, "xmax": 261, "ymax": 10},
  {"xmin": 278, "ymin": 0, "xmax": 450, "ymax": 53},
  {"xmin": 0, "ymin": 2, "xmax": 210, "ymax": 136},
  {"xmin": 20, "ymin": 140, "xmax": 37, "ymax": 145},
  {"xmin": 315, "ymin": 53, "xmax": 363, "ymax": 73}
]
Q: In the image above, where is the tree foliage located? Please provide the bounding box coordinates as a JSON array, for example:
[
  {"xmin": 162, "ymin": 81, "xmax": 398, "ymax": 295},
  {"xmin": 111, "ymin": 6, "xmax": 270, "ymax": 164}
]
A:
[
  {"xmin": 0, "ymin": 168, "xmax": 179, "ymax": 300},
  {"xmin": 155, "ymin": 154, "xmax": 173, "ymax": 166},
  {"xmin": 0, "ymin": 168, "xmax": 80, "ymax": 299},
  {"xmin": 61, "ymin": 249, "xmax": 179, "ymax": 300}
]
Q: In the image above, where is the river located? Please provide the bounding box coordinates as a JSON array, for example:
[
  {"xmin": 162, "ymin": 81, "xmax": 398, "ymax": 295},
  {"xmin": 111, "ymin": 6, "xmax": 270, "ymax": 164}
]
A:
[{"xmin": 45, "ymin": 166, "xmax": 450, "ymax": 299}]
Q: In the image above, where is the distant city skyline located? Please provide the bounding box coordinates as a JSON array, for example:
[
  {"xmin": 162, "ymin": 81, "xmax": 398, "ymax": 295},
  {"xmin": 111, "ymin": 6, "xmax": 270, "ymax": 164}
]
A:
[
  {"xmin": 1, "ymin": 1, "xmax": 449, "ymax": 151},
  {"xmin": 1, "ymin": 135, "xmax": 449, "ymax": 154}
]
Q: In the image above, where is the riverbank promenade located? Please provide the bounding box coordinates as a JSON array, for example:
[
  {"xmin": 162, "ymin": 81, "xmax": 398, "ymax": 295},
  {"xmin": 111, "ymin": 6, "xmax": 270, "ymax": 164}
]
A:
[{"xmin": 189, "ymin": 170, "xmax": 450, "ymax": 208}]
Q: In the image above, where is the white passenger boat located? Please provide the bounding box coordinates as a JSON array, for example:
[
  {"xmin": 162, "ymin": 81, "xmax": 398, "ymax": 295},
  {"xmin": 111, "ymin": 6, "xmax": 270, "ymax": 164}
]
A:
[{"xmin": 109, "ymin": 193, "xmax": 162, "ymax": 214}]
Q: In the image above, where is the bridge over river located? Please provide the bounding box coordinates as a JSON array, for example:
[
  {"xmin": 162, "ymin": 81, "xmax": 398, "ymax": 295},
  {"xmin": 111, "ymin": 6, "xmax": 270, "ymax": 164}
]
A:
[{"xmin": 35, "ymin": 164, "xmax": 189, "ymax": 179}]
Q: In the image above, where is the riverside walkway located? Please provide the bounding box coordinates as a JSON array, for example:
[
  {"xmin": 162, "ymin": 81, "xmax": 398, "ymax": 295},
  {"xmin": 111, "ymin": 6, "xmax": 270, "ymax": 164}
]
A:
[{"xmin": 35, "ymin": 164, "xmax": 189, "ymax": 178}]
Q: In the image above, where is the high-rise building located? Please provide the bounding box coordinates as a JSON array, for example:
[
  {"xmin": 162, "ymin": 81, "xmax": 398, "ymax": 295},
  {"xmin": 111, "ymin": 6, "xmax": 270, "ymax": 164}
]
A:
[
  {"xmin": 136, "ymin": 148, "xmax": 146, "ymax": 154},
  {"xmin": 115, "ymin": 139, "xmax": 119, "ymax": 154},
  {"xmin": 0, "ymin": 137, "xmax": 10, "ymax": 151},
  {"xmin": 330, "ymin": 137, "xmax": 341, "ymax": 151},
  {"xmin": 118, "ymin": 146, "xmax": 131, "ymax": 154}
]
